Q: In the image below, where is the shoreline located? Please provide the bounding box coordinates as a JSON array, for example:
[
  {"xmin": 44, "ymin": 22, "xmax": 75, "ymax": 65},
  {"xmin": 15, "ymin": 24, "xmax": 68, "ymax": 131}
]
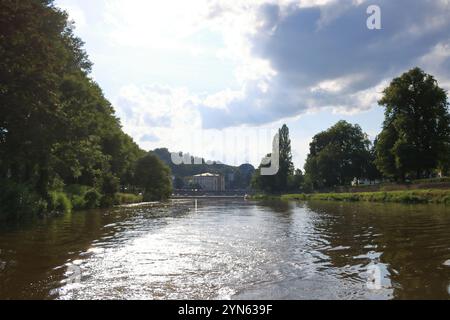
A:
[{"xmin": 251, "ymin": 189, "xmax": 450, "ymax": 205}]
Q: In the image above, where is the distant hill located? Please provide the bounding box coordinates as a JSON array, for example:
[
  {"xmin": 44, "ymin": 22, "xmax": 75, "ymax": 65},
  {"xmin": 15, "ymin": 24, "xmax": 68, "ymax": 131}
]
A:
[{"xmin": 152, "ymin": 148, "xmax": 255, "ymax": 190}]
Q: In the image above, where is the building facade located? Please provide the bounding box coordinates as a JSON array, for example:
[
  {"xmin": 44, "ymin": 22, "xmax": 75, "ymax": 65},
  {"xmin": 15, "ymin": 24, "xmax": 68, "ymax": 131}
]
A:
[{"xmin": 192, "ymin": 173, "xmax": 225, "ymax": 191}]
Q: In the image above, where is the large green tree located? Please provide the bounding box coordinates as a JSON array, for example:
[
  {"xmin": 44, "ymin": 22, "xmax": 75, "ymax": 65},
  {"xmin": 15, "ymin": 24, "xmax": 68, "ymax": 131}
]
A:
[
  {"xmin": 304, "ymin": 121, "xmax": 374, "ymax": 189},
  {"xmin": 0, "ymin": 0, "xmax": 90, "ymax": 196},
  {"xmin": 278, "ymin": 124, "xmax": 295, "ymax": 190},
  {"xmin": 0, "ymin": 0, "xmax": 159, "ymax": 218},
  {"xmin": 375, "ymin": 68, "xmax": 450, "ymax": 179},
  {"xmin": 134, "ymin": 153, "xmax": 173, "ymax": 201}
]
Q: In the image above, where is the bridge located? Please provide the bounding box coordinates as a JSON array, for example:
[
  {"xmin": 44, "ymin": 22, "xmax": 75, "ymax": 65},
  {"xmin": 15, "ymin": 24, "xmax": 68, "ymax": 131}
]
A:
[{"xmin": 172, "ymin": 189, "xmax": 251, "ymax": 199}]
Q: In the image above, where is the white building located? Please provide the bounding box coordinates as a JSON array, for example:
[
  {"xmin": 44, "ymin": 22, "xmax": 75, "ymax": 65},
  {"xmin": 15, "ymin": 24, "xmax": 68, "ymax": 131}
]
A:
[
  {"xmin": 351, "ymin": 178, "xmax": 381, "ymax": 186},
  {"xmin": 192, "ymin": 173, "xmax": 225, "ymax": 191}
]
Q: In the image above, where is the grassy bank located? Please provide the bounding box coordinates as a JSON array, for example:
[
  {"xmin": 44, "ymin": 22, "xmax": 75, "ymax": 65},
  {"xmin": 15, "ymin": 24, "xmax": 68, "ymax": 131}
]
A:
[
  {"xmin": 332, "ymin": 178, "xmax": 450, "ymax": 194},
  {"xmin": 114, "ymin": 193, "xmax": 143, "ymax": 205},
  {"xmin": 252, "ymin": 189, "xmax": 450, "ymax": 205},
  {"xmin": 0, "ymin": 181, "xmax": 145, "ymax": 222}
]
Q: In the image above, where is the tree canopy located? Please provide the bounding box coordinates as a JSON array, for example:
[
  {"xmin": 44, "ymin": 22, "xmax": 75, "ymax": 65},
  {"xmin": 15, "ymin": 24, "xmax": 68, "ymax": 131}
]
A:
[
  {"xmin": 0, "ymin": 0, "xmax": 170, "ymax": 219},
  {"xmin": 304, "ymin": 121, "xmax": 375, "ymax": 189},
  {"xmin": 134, "ymin": 153, "xmax": 172, "ymax": 201},
  {"xmin": 375, "ymin": 68, "xmax": 450, "ymax": 180},
  {"xmin": 252, "ymin": 124, "xmax": 296, "ymax": 193}
]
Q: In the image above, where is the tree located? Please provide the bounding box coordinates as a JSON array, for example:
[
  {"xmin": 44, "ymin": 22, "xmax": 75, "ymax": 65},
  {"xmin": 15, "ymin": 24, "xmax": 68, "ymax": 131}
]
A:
[
  {"xmin": 0, "ymin": 0, "xmax": 89, "ymax": 197},
  {"xmin": 252, "ymin": 124, "xmax": 294, "ymax": 193},
  {"xmin": 375, "ymin": 68, "xmax": 450, "ymax": 179},
  {"xmin": 251, "ymin": 154, "xmax": 276, "ymax": 193},
  {"xmin": 367, "ymin": 139, "xmax": 383, "ymax": 181},
  {"xmin": 173, "ymin": 176, "xmax": 185, "ymax": 189},
  {"xmin": 134, "ymin": 153, "xmax": 173, "ymax": 201},
  {"xmin": 304, "ymin": 121, "xmax": 374, "ymax": 189},
  {"xmin": 0, "ymin": 0, "xmax": 155, "ymax": 218},
  {"xmin": 288, "ymin": 169, "xmax": 304, "ymax": 192},
  {"xmin": 278, "ymin": 124, "xmax": 295, "ymax": 191}
]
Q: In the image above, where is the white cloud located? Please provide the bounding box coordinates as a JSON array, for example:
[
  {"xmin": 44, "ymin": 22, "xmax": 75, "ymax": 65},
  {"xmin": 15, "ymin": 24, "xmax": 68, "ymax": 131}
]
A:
[
  {"xmin": 114, "ymin": 84, "xmax": 284, "ymax": 166},
  {"xmin": 56, "ymin": 0, "xmax": 450, "ymax": 167}
]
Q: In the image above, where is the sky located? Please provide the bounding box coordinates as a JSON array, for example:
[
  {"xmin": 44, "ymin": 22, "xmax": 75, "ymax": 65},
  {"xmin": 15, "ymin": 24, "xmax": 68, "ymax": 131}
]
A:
[{"xmin": 55, "ymin": 0, "xmax": 450, "ymax": 169}]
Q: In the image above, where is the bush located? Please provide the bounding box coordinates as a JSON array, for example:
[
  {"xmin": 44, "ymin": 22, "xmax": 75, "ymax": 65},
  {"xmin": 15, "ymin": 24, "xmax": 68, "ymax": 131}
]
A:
[
  {"xmin": 65, "ymin": 184, "xmax": 90, "ymax": 196},
  {"xmin": 84, "ymin": 189, "xmax": 102, "ymax": 209},
  {"xmin": 0, "ymin": 180, "xmax": 45, "ymax": 221},
  {"xmin": 65, "ymin": 185, "xmax": 102, "ymax": 210},
  {"xmin": 48, "ymin": 191, "xmax": 72, "ymax": 213},
  {"xmin": 102, "ymin": 173, "xmax": 120, "ymax": 195},
  {"xmin": 71, "ymin": 194, "xmax": 87, "ymax": 210},
  {"xmin": 114, "ymin": 193, "xmax": 143, "ymax": 205},
  {"xmin": 100, "ymin": 194, "xmax": 115, "ymax": 208}
]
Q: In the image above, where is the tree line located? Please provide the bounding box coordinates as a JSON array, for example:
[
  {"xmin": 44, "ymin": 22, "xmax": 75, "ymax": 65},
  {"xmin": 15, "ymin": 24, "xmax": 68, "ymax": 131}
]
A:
[
  {"xmin": 0, "ymin": 0, "xmax": 172, "ymax": 220},
  {"xmin": 252, "ymin": 68, "xmax": 450, "ymax": 193}
]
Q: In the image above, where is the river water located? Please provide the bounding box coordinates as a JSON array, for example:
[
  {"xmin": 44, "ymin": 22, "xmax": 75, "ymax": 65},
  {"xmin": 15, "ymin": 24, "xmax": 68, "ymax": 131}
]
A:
[{"xmin": 0, "ymin": 199, "xmax": 449, "ymax": 300}]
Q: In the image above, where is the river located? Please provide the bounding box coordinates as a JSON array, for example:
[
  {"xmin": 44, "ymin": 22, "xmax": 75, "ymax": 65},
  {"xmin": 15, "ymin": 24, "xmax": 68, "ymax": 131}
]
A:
[{"xmin": 0, "ymin": 199, "xmax": 449, "ymax": 300}]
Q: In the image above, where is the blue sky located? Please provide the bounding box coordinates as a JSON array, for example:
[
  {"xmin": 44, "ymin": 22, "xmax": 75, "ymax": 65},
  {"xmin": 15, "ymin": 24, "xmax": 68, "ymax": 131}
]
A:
[{"xmin": 55, "ymin": 0, "xmax": 450, "ymax": 169}]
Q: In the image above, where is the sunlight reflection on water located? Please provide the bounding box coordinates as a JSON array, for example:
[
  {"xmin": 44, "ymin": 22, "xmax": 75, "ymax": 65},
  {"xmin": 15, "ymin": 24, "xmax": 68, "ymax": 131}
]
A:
[{"xmin": 1, "ymin": 199, "xmax": 450, "ymax": 300}]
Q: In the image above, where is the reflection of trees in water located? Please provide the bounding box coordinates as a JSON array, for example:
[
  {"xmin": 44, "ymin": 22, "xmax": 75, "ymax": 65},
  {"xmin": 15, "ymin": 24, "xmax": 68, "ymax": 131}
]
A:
[
  {"xmin": 305, "ymin": 201, "xmax": 450, "ymax": 299},
  {"xmin": 258, "ymin": 200, "xmax": 293, "ymax": 214}
]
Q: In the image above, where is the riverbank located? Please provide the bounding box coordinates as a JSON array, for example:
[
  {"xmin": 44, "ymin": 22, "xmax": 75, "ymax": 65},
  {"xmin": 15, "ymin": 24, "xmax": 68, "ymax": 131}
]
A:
[
  {"xmin": 252, "ymin": 189, "xmax": 450, "ymax": 205},
  {"xmin": 0, "ymin": 184, "xmax": 144, "ymax": 222}
]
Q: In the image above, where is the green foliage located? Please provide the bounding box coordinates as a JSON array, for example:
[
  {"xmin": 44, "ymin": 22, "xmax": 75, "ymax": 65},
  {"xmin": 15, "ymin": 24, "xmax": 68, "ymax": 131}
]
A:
[
  {"xmin": 135, "ymin": 152, "xmax": 173, "ymax": 201},
  {"xmin": 100, "ymin": 195, "xmax": 115, "ymax": 208},
  {"xmin": 48, "ymin": 191, "xmax": 72, "ymax": 214},
  {"xmin": 85, "ymin": 189, "xmax": 102, "ymax": 209},
  {"xmin": 101, "ymin": 173, "xmax": 120, "ymax": 196},
  {"xmin": 304, "ymin": 121, "xmax": 376, "ymax": 189},
  {"xmin": 0, "ymin": 1, "xmax": 157, "ymax": 219},
  {"xmin": 279, "ymin": 190, "xmax": 450, "ymax": 205},
  {"xmin": 0, "ymin": 180, "xmax": 45, "ymax": 221},
  {"xmin": 173, "ymin": 176, "xmax": 185, "ymax": 189},
  {"xmin": 252, "ymin": 124, "xmax": 295, "ymax": 193},
  {"xmin": 114, "ymin": 193, "xmax": 143, "ymax": 205},
  {"xmin": 71, "ymin": 195, "xmax": 86, "ymax": 211},
  {"xmin": 232, "ymin": 164, "xmax": 255, "ymax": 190},
  {"xmin": 288, "ymin": 169, "xmax": 305, "ymax": 192},
  {"xmin": 278, "ymin": 124, "xmax": 295, "ymax": 190},
  {"xmin": 375, "ymin": 68, "xmax": 450, "ymax": 180}
]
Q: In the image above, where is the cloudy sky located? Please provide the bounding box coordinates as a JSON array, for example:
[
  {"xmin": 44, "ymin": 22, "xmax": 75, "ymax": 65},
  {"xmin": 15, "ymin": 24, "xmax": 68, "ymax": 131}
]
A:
[{"xmin": 55, "ymin": 0, "xmax": 450, "ymax": 168}]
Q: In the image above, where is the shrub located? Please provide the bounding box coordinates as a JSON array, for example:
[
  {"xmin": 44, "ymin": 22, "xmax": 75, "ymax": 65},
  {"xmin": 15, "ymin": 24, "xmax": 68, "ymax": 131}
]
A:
[
  {"xmin": 114, "ymin": 193, "xmax": 143, "ymax": 205},
  {"xmin": 48, "ymin": 191, "xmax": 72, "ymax": 213},
  {"xmin": 71, "ymin": 194, "xmax": 87, "ymax": 210},
  {"xmin": 84, "ymin": 189, "xmax": 101, "ymax": 209},
  {"xmin": 0, "ymin": 180, "xmax": 44, "ymax": 221},
  {"xmin": 65, "ymin": 184, "xmax": 90, "ymax": 196},
  {"xmin": 100, "ymin": 194, "xmax": 115, "ymax": 208},
  {"xmin": 102, "ymin": 173, "xmax": 120, "ymax": 196}
]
